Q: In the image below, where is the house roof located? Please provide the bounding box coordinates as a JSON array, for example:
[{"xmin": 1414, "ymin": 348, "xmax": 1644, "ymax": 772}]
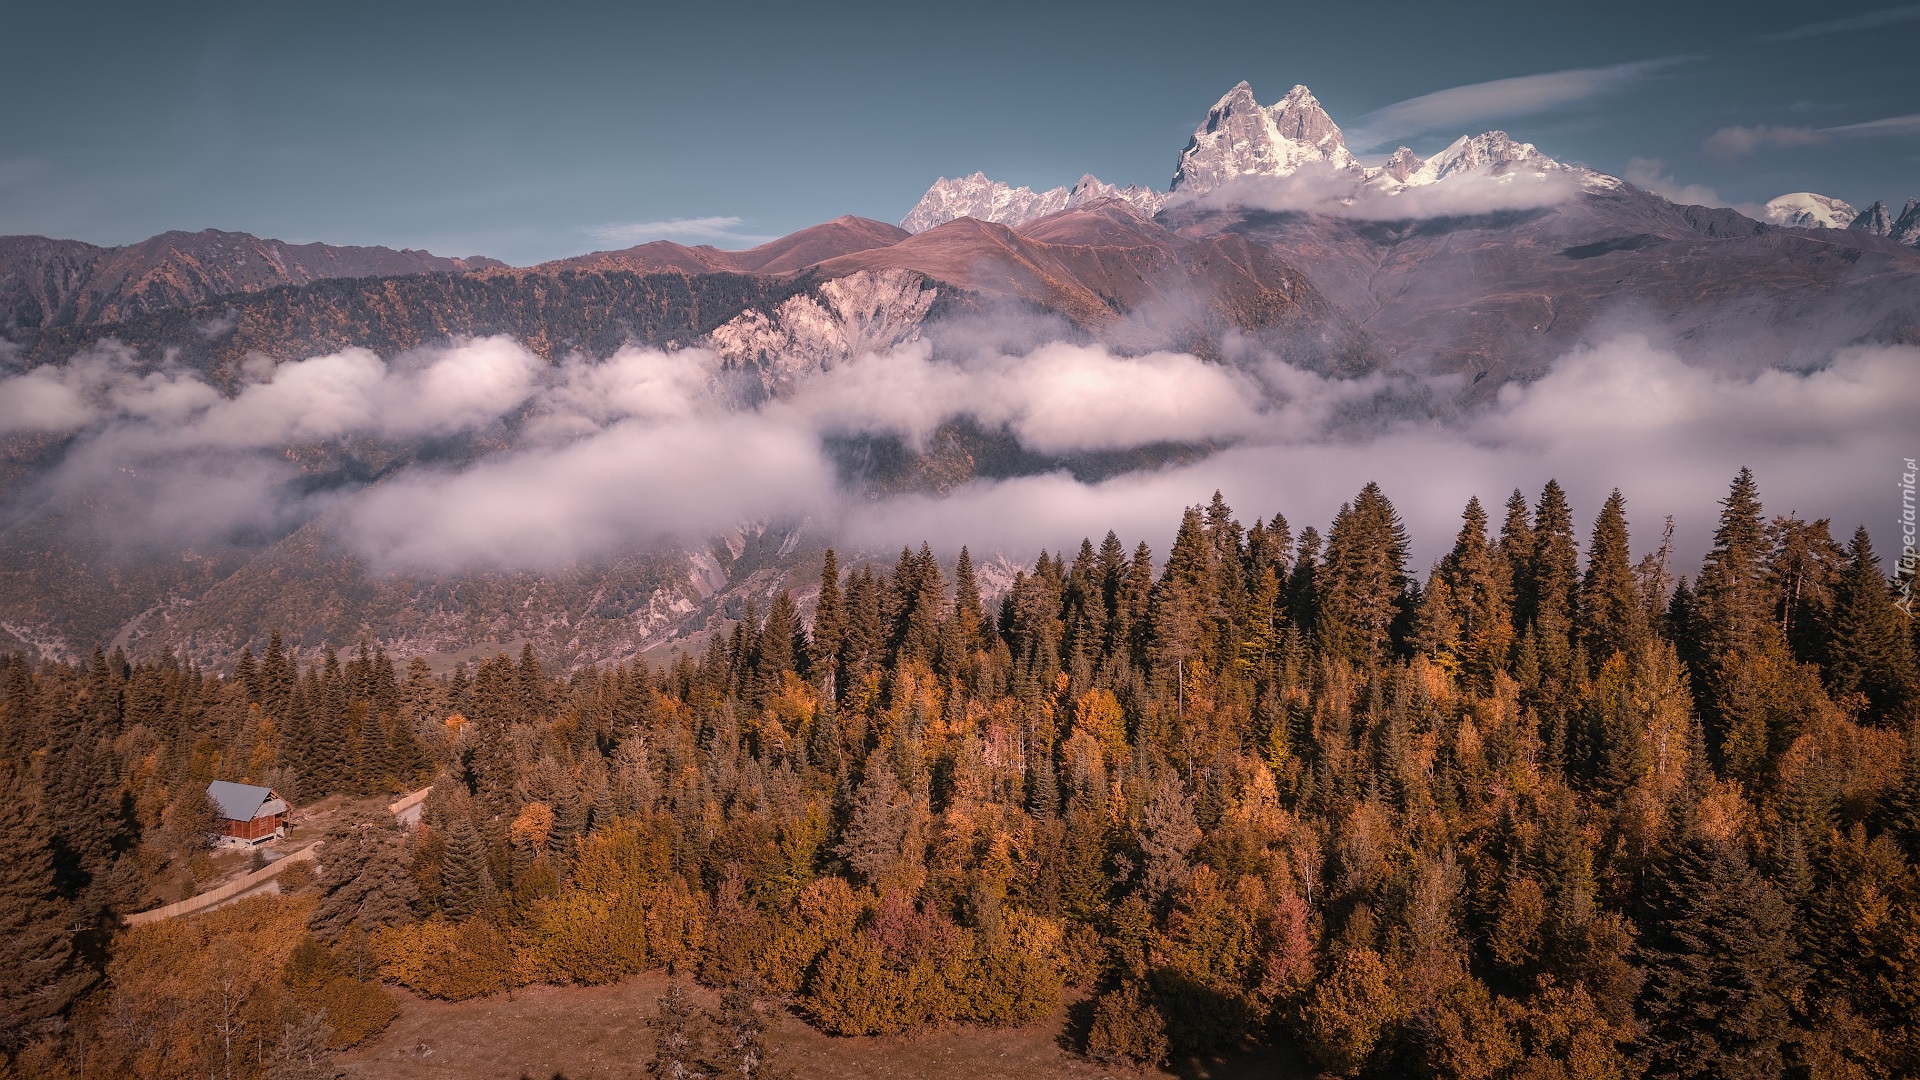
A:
[{"xmin": 206, "ymin": 780, "xmax": 283, "ymax": 822}]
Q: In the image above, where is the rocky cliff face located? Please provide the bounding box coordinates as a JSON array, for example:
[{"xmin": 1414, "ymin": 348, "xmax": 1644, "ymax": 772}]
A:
[
  {"xmin": 1851, "ymin": 200, "xmax": 1895, "ymax": 235},
  {"xmin": 706, "ymin": 269, "xmax": 940, "ymax": 396},
  {"xmin": 1171, "ymin": 82, "xmax": 1358, "ymax": 193},
  {"xmin": 1890, "ymin": 198, "xmax": 1920, "ymax": 246}
]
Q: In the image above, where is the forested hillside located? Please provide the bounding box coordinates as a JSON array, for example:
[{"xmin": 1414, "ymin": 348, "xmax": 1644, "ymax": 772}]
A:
[{"xmin": 2, "ymin": 469, "xmax": 1917, "ymax": 1079}]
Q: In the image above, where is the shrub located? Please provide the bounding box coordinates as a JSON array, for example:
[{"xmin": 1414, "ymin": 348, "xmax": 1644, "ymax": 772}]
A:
[
  {"xmin": 300, "ymin": 976, "xmax": 398, "ymax": 1048},
  {"xmin": 276, "ymin": 860, "xmax": 315, "ymax": 893},
  {"xmin": 959, "ymin": 937, "xmax": 1061, "ymax": 1025},
  {"xmin": 1302, "ymin": 947, "xmax": 1401, "ymax": 1076},
  {"xmin": 755, "ymin": 876, "xmax": 863, "ymax": 994},
  {"xmin": 1087, "ymin": 980, "xmax": 1169, "ymax": 1065},
  {"xmin": 372, "ymin": 917, "xmax": 515, "ymax": 1000},
  {"xmin": 807, "ymin": 933, "xmax": 923, "ymax": 1035},
  {"xmin": 523, "ymin": 889, "xmax": 648, "ymax": 984}
]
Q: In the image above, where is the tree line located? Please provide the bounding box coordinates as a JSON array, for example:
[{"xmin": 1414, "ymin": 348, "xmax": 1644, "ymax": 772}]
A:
[{"xmin": 2, "ymin": 467, "xmax": 1918, "ymax": 1079}]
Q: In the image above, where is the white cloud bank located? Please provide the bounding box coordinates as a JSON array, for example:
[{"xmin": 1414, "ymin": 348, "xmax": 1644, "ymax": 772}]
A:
[
  {"xmin": 1179, "ymin": 163, "xmax": 1586, "ymax": 220},
  {"xmin": 7, "ymin": 328, "xmax": 1915, "ymax": 577}
]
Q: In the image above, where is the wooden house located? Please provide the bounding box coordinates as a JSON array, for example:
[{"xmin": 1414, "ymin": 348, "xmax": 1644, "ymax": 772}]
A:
[{"xmin": 207, "ymin": 780, "xmax": 290, "ymax": 843}]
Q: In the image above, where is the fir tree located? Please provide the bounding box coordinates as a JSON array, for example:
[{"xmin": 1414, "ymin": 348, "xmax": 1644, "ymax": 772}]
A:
[
  {"xmin": 1497, "ymin": 488, "xmax": 1535, "ymax": 627},
  {"xmin": 1765, "ymin": 515, "xmax": 1844, "ymax": 665},
  {"xmin": 1317, "ymin": 483, "xmax": 1410, "ymax": 664},
  {"xmin": 263, "ymin": 630, "xmax": 294, "ymax": 719},
  {"xmin": 1638, "ymin": 838, "xmax": 1805, "ymax": 1080},
  {"xmin": 1435, "ymin": 495, "xmax": 1513, "ymax": 686},
  {"xmin": 438, "ymin": 801, "xmax": 498, "ymax": 920},
  {"xmin": 1823, "ymin": 527, "xmax": 1918, "ymax": 721},
  {"xmin": 309, "ymin": 813, "xmax": 421, "ymax": 938},
  {"xmin": 650, "ymin": 982, "xmax": 708, "ymax": 1080},
  {"xmin": 0, "ymin": 764, "xmax": 91, "ymax": 1051},
  {"xmin": 713, "ymin": 977, "xmax": 777, "ymax": 1078},
  {"xmin": 1579, "ymin": 489, "xmax": 1642, "ymax": 668},
  {"xmin": 809, "ymin": 549, "xmax": 845, "ymax": 686},
  {"xmin": 1528, "ymin": 480, "xmax": 1580, "ymax": 659},
  {"xmin": 752, "ymin": 591, "xmax": 799, "ymax": 704},
  {"xmin": 1695, "ymin": 468, "xmax": 1778, "ymax": 664}
]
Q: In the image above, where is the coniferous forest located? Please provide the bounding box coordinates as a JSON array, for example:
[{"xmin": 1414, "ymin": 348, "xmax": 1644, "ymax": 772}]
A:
[{"xmin": 3, "ymin": 468, "xmax": 1919, "ymax": 1079}]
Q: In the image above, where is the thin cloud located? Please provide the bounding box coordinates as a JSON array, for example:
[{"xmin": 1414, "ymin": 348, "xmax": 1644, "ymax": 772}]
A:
[
  {"xmin": 1825, "ymin": 113, "xmax": 1920, "ymax": 137},
  {"xmin": 1703, "ymin": 124, "xmax": 1828, "ymax": 158},
  {"xmin": 1761, "ymin": 4, "xmax": 1920, "ymax": 41},
  {"xmin": 1624, "ymin": 158, "xmax": 1723, "ymax": 207},
  {"xmin": 1345, "ymin": 59, "xmax": 1684, "ymax": 150},
  {"xmin": 1177, "ymin": 163, "xmax": 1586, "ymax": 220},
  {"xmin": 582, "ymin": 216, "xmax": 776, "ymax": 247}
]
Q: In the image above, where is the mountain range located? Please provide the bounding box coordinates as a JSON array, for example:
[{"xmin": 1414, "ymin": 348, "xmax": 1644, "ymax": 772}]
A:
[{"xmin": 2, "ymin": 81, "xmax": 1918, "ymax": 670}]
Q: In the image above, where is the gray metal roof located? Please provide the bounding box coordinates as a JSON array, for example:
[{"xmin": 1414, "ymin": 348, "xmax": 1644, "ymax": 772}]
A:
[{"xmin": 206, "ymin": 780, "xmax": 281, "ymax": 822}]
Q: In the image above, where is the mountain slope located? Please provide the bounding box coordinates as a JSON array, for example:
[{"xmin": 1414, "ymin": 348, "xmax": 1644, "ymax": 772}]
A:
[
  {"xmin": 1165, "ymin": 184, "xmax": 1920, "ymax": 387},
  {"xmin": 0, "ymin": 228, "xmax": 503, "ymax": 332},
  {"xmin": 812, "ymin": 202, "xmax": 1371, "ymax": 368},
  {"xmin": 535, "ymin": 216, "xmax": 909, "ymax": 276}
]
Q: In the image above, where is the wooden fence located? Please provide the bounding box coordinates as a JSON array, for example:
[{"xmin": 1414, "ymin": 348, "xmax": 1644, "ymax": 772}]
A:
[{"xmin": 123, "ymin": 842, "xmax": 323, "ymax": 926}]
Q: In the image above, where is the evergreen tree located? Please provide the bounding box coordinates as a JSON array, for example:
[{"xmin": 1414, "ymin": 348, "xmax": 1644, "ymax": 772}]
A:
[
  {"xmin": 1638, "ymin": 838, "xmax": 1805, "ymax": 1080},
  {"xmin": 0, "ymin": 764, "xmax": 91, "ymax": 1051},
  {"xmin": 1317, "ymin": 483, "xmax": 1410, "ymax": 664},
  {"xmin": 1695, "ymin": 468, "xmax": 1778, "ymax": 664},
  {"xmin": 1289, "ymin": 526, "xmax": 1322, "ymax": 640},
  {"xmin": 650, "ymin": 982, "xmax": 708, "ymax": 1080},
  {"xmin": 752, "ymin": 592, "xmax": 799, "ymax": 704},
  {"xmin": 1497, "ymin": 488, "xmax": 1535, "ymax": 629},
  {"xmin": 309, "ymin": 813, "xmax": 421, "ymax": 938},
  {"xmin": 1434, "ymin": 496, "xmax": 1513, "ymax": 686},
  {"xmin": 1579, "ymin": 489, "xmax": 1642, "ymax": 667},
  {"xmin": 713, "ymin": 977, "xmax": 776, "ymax": 1078},
  {"xmin": 438, "ymin": 801, "xmax": 497, "ymax": 920},
  {"xmin": 837, "ymin": 566, "xmax": 884, "ymax": 699},
  {"xmin": 941, "ymin": 546, "xmax": 987, "ymax": 683},
  {"xmin": 1528, "ymin": 480, "xmax": 1580, "ymax": 659},
  {"xmin": 263, "ymin": 629, "xmax": 294, "ymax": 720},
  {"xmin": 810, "ymin": 549, "xmax": 845, "ymax": 687},
  {"xmin": 1765, "ymin": 515, "xmax": 1844, "ymax": 665},
  {"xmin": 1824, "ymin": 527, "xmax": 1918, "ymax": 721},
  {"xmin": 1120, "ymin": 541, "xmax": 1156, "ymax": 670},
  {"xmin": 1151, "ymin": 507, "xmax": 1219, "ymax": 678}
]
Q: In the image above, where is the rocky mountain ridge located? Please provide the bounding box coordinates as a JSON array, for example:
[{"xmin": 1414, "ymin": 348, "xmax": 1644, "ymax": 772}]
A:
[
  {"xmin": 898, "ymin": 173, "xmax": 1166, "ymax": 233},
  {"xmin": 902, "ymin": 81, "xmax": 1586, "ymax": 233},
  {"xmin": 1763, "ymin": 192, "xmax": 1920, "ymax": 247},
  {"xmin": 0, "ymin": 228, "xmax": 503, "ymax": 333}
]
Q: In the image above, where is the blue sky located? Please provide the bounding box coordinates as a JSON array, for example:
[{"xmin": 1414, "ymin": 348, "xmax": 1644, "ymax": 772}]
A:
[{"xmin": 2, "ymin": 0, "xmax": 1916, "ymax": 265}]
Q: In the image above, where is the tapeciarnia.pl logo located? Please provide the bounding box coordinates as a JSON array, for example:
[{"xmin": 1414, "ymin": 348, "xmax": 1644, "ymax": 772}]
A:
[{"xmin": 1899, "ymin": 457, "xmax": 1916, "ymax": 617}]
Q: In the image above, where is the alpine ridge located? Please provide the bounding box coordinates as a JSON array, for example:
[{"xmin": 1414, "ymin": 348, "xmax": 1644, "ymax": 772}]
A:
[
  {"xmin": 899, "ymin": 173, "xmax": 1165, "ymax": 233},
  {"xmin": 0, "ymin": 228, "xmax": 504, "ymax": 332}
]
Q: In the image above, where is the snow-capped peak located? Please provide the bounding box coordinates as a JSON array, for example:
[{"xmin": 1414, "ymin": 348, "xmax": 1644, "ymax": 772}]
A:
[
  {"xmin": 1170, "ymin": 82, "xmax": 1357, "ymax": 194},
  {"xmin": 1390, "ymin": 131, "xmax": 1566, "ymax": 187},
  {"xmin": 899, "ymin": 171, "xmax": 1165, "ymax": 233},
  {"xmin": 1762, "ymin": 192, "xmax": 1858, "ymax": 230},
  {"xmin": 1382, "ymin": 147, "xmax": 1424, "ymax": 183}
]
